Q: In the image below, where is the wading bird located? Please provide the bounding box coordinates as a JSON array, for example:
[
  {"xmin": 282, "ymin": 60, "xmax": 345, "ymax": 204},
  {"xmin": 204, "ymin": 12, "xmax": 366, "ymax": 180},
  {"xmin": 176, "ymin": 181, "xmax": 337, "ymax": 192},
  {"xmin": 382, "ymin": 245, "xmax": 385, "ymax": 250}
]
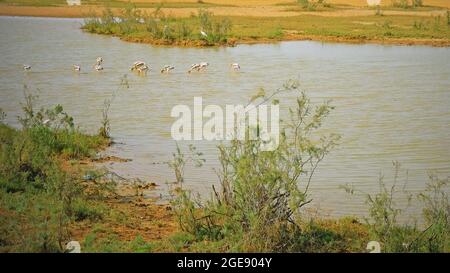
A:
[
  {"xmin": 161, "ymin": 65, "xmax": 175, "ymax": 73},
  {"xmin": 137, "ymin": 64, "xmax": 150, "ymax": 75},
  {"xmin": 96, "ymin": 57, "xmax": 103, "ymax": 65},
  {"xmin": 188, "ymin": 62, "xmax": 209, "ymax": 73},
  {"xmin": 73, "ymin": 65, "xmax": 81, "ymax": 72},
  {"xmin": 199, "ymin": 62, "xmax": 209, "ymax": 69},
  {"xmin": 188, "ymin": 63, "xmax": 201, "ymax": 73},
  {"xmin": 93, "ymin": 57, "xmax": 104, "ymax": 71},
  {"xmin": 200, "ymin": 30, "xmax": 208, "ymax": 38},
  {"xmin": 23, "ymin": 65, "xmax": 31, "ymax": 71},
  {"xmin": 230, "ymin": 63, "xmax": 240, "ymax": 71},
  {"xmin": 94, "ymin": 64, "xmax": 103, "ymax": 71},
  {"xmin": 130, "ymin": 61, "xmax": 146, "ymax": 71}
]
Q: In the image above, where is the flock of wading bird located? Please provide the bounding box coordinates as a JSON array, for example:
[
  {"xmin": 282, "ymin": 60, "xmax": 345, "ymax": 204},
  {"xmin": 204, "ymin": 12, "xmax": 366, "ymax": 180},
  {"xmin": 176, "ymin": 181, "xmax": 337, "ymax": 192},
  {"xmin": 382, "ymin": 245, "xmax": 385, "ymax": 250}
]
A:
[{"xmin": 22, "ymin": 57, "xmax": 241, "ymax": 74}]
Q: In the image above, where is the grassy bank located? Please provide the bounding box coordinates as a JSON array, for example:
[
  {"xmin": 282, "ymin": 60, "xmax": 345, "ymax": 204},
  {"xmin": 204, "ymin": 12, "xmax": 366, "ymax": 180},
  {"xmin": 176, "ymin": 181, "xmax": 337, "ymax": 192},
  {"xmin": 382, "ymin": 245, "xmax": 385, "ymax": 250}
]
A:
[
  {"xmin": 81, "ymin": 5, "xmax": 450, "ymax": 47},
  {"xmin": 229, "ymin": 12, "xmax": 450, "ymax": 46},
  {"xmin": 82, "ymin": 7, "xmax": 234, "ymax": 46},
  {"xmin": 0, "ymin": 82, "xmax": 449, "ymax": 252},
  {"xmin": 0, "ymin": 94, "xmax": 110, "ymax": 252}
]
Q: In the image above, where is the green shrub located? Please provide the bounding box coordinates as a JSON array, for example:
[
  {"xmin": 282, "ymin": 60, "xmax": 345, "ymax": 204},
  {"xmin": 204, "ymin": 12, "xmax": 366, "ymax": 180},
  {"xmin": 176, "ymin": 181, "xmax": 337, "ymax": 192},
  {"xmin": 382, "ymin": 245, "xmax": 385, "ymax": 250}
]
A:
[
  {"xmin": 172, "ymin": 80, "xmax": 340, "ymax": 252},
  {"xmin": 197, "ymin": 9, "xmax": 232, "ymax": 44},
  {"xmin": 343, "ymin": 163, "xmax": 449, "ymax": 253},
  {"xmin": 392, "ymin": 0, "xmax": 410, "ymax": 9}
]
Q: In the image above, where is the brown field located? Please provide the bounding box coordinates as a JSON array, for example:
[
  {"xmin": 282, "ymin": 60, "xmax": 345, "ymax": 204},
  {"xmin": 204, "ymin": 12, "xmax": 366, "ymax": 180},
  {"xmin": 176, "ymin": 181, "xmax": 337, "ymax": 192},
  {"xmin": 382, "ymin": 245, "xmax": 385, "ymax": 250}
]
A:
[
  {"xmin": 120, "ymin": 0, "xmax": 450, "ymax": 9},
  {"xmin": 0, "ymin": 5, "xmax": 446, "ymax": 18},
  {"xmin": 0, "ymin": 0, "xmax": 449, "ymax": 18}
]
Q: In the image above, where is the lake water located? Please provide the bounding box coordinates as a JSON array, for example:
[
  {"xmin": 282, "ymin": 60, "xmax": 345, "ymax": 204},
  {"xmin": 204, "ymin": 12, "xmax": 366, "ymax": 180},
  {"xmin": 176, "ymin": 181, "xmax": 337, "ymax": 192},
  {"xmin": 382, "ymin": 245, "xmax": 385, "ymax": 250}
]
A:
[{"xmin": 1, "ymin": 16, "xmax": 449, "ymax": 220}]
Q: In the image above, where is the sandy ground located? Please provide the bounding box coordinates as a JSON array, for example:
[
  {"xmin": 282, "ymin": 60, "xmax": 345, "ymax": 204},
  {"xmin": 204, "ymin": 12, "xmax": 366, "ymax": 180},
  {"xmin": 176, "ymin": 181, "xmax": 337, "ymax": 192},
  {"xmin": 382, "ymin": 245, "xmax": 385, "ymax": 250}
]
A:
[
  {"xmin": 0, "ymin": 5, "xmax": 301, "ymax": 18},
  {"xmin": 123, "ymin": 0, "xmax": 450, "ymax": 8},
  {"xmin": 0, "ymin": 4, "xmax": 447, "ymax": 18}
]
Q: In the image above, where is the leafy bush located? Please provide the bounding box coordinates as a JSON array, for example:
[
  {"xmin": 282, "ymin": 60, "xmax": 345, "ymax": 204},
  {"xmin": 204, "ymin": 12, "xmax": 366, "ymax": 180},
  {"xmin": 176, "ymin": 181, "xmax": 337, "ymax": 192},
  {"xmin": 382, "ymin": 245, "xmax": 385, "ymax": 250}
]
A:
[{"xmin": 172, "ymin": 81, "xmax": 340, "ymax": 252}]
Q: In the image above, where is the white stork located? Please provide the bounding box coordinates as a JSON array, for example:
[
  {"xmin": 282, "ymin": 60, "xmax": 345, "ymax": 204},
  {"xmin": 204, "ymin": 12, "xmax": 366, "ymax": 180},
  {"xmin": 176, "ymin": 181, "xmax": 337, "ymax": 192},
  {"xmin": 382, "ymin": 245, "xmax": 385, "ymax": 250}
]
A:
[
  {"xmin": 161, "ymin": 65, "xmax": 175, "ymax": 73},
  {"xmin": 230, "ymin": 63, "xmax": 240, "ymax": 71},
  {"xmin": 199, "ymin": 62, "xmax": 209, "ymax": 69},
  {"xmin": 23, "ymin": 65, "xmax": 31, "ymax": 71},
  {"xmin": 95, "ymin": 57, "xmax": 103, "ymax": 65},
  {"xmin": 130, "ymin": 61, "xmax": 146, "ymax": 71},
  {"xmin": 94, "ymin": 64, "xmax": 103, "ymax": 71},
  {"xmin": 188, "ymin": 63, "xmax": 201, "ymax": 73},
  {"xmin": 137, "ymin": 64, "xmax": 150, "ymax": 75}
]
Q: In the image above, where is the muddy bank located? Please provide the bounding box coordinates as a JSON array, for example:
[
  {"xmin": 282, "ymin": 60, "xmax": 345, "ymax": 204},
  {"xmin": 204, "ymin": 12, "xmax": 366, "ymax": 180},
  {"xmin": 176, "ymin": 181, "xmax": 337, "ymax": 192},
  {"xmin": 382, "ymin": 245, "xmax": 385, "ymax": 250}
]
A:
[
  {"xmin": 71, "ymin": 181, "xmax": 178, "ymax": 243},
  {"xmin": 281, "ymin": 34, "xmax": 450, "ymax": 47},
  {"xmin": 109, "ymin": 32, "xmax": 450, "ymax": 49},
  {"xmin": 65, "ymin": 154, "xmax": 178, "ymax": 244}
]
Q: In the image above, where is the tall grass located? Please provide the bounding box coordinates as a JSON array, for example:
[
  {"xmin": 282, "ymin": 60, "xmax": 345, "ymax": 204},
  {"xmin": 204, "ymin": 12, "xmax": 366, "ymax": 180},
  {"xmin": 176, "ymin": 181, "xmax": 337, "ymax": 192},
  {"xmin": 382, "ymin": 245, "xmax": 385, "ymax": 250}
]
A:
[
  {"xmin": 342, "ymin": 162, "xmax": 449, "ymax": 253},
  {"xmin": 391, "ymin": 0, "xmax": 423, "ymax": 9},
  {"xmin": 0, "ymin": 91, "xmax": 110, "ymax": 252}
]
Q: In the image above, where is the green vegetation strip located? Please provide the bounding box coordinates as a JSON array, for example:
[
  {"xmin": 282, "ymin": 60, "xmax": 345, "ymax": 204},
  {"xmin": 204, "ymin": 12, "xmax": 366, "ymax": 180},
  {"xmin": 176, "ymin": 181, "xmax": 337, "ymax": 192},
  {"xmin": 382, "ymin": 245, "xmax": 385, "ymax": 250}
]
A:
[{"xmin": 82, "ymin": 6, "xmax": 450, "ymax": 47}]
